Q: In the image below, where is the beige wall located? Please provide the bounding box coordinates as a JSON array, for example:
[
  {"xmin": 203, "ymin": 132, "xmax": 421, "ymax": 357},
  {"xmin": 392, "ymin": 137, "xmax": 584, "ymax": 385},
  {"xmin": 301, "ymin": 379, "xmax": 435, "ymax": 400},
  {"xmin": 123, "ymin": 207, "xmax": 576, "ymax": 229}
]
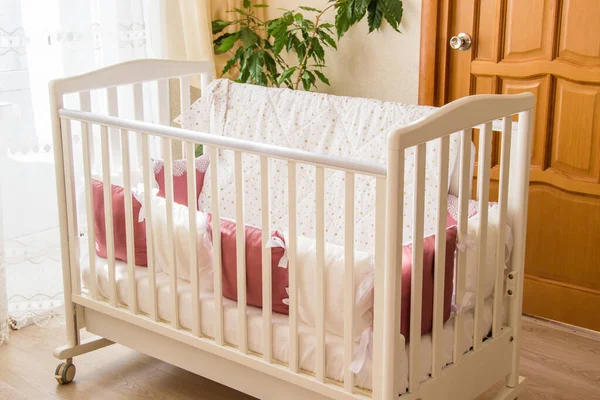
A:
[{"xmin": 265, "ymin": 0, "xmax": 421, "ymax": 104}]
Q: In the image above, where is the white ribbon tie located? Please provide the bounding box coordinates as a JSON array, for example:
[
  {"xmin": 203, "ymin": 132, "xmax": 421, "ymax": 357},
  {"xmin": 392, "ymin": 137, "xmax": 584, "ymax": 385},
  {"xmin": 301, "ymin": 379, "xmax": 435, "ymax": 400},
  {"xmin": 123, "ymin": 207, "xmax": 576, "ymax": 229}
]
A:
[{"xmin": 265, "ymin": 236, "xmax": 288, "ymax": 268}]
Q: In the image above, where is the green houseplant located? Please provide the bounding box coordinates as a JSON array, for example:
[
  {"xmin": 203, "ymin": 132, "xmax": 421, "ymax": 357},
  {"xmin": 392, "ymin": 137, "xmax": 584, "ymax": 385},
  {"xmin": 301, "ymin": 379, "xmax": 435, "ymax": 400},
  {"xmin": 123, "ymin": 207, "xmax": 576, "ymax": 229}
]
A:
[{"xmin": 212, "ymin": 0, "xmax": 404, "ymax": 91}]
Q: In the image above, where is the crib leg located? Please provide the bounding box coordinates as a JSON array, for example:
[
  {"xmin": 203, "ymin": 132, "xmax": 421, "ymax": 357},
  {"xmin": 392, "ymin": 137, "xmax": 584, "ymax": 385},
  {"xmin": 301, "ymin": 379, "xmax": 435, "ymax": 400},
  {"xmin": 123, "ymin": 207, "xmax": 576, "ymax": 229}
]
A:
[
  {"xmin": 489, "ymin": 376, "xmax": 527, "ymax": 400},
  {"xmin": 53, "ymin": 336, "xmax": 114, "ymax": 383},
  {"xmin": 54, "ymin": 336, "xmax": 114, "ymax": 360},
  {"xmin": 55, "ymin": 359, "xmax": 76, "ymax": 385}
]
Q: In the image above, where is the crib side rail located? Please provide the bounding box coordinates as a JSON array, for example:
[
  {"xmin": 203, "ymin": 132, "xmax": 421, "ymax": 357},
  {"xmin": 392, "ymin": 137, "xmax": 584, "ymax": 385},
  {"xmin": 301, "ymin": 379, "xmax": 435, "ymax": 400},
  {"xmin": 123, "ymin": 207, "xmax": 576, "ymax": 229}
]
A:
[
  {"xmin": 58, "ymin": 109, "xmax": 387, "ymax": 178},
  {"xmin": 381, "ymin": 93, "xmax": 535, "ymax": 398},
  {"xmin": 55, "ymin": 106, "xmax": 387, "ymax": 400}
]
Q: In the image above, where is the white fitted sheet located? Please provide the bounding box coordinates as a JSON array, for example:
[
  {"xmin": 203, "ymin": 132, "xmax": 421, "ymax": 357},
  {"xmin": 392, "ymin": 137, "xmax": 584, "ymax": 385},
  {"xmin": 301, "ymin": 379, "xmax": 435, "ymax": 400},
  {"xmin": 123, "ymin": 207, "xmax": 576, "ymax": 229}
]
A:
[{"xmin": 81, "ymin": 256, "xmax": 501, "ymax": 391}]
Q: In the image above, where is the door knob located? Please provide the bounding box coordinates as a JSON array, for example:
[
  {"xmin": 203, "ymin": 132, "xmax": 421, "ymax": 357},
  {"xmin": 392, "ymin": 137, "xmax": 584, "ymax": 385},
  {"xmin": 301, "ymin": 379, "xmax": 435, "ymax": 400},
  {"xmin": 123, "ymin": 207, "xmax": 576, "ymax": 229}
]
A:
[{"xmin": 450, "ymin": 33, "xmax": 472, "ymax": 51}]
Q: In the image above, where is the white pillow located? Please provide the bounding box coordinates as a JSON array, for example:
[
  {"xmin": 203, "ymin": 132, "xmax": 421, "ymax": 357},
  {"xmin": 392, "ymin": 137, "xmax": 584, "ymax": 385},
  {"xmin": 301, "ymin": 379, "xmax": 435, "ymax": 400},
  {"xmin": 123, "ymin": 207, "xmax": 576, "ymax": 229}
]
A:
[
  {"xmin": 144, "ymin": 195, "xmax": 213, "ymax": 290},
  {"xmin": 295, "ymin": 235, "xmax": 374, "ymax": 340}
]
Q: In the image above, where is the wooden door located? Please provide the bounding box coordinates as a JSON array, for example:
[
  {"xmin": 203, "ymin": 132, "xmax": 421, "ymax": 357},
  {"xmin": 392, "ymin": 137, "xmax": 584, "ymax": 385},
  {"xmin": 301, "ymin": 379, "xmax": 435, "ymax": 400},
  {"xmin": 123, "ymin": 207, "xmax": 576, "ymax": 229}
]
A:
[{"xmin": 420, "ymin": 0, "xmax": 600, "ymax": 331}]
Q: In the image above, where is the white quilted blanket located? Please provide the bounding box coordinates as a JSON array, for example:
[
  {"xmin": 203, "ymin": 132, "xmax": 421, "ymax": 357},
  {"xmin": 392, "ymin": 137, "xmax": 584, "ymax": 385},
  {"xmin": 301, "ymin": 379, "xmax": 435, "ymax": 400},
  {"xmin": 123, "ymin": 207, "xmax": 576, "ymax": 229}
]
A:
[{"xmin": 177, "ymin": 79, "xmax": 461, "ymax": 252}]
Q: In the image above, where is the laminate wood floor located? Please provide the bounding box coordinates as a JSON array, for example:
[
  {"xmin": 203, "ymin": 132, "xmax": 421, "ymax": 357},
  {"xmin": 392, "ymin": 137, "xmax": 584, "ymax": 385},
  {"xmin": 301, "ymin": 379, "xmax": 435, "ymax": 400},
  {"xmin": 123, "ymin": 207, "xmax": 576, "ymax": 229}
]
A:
[{"xmin": 0, "ymin": 317, "xmax": 598, "ymax": 399}]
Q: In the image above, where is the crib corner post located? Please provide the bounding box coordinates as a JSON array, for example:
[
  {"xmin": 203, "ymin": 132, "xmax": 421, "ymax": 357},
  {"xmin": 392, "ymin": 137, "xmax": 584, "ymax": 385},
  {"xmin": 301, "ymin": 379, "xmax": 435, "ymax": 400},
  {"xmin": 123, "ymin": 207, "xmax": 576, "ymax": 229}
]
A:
[
  {"xmin": 49, "ymin": 80, "xmax": 80, "ymax": 349},
  {"xmin": 380, "ymin": 132, "xmax": 406, "ymax": 399},
  {"xmin": 505, "ymin": 107, "xmax": 534, "ymax": 388}
]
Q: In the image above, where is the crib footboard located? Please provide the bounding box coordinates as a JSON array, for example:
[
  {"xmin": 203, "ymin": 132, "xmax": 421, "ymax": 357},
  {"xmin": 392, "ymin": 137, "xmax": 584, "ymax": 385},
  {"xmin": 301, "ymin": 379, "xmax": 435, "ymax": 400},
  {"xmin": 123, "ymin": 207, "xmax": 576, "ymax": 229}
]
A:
[{"xmin": 50, "ymin": 59, "xmax": 534, "ymax": 400}]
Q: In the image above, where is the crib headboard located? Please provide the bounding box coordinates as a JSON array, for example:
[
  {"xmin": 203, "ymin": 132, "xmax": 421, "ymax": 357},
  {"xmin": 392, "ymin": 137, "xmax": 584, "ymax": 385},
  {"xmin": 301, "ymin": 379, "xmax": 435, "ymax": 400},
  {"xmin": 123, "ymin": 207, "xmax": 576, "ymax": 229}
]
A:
[
  {"xmin": 50, "ymin": 59, "xmax": 214, "ymax": 95},
  {"xmin": 48, "ymin": 59, "xmax": 215, "ymax": 349}
]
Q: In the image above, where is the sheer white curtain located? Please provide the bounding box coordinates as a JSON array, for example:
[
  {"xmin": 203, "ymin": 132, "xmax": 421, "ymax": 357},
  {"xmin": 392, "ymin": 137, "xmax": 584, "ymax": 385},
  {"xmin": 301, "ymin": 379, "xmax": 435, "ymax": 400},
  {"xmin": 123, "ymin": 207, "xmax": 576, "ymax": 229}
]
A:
[{"xmin": 0, "ymin": 0, "xmax": 168, "ymax": 340}]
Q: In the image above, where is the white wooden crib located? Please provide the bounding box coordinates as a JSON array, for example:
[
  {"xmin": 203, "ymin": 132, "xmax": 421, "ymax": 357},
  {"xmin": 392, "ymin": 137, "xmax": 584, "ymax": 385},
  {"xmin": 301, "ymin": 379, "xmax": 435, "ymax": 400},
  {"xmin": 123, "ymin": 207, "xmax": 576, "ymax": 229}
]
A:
[{"xmin": 49, "ymin": 59, "xmax": 534, "ymax": 400}]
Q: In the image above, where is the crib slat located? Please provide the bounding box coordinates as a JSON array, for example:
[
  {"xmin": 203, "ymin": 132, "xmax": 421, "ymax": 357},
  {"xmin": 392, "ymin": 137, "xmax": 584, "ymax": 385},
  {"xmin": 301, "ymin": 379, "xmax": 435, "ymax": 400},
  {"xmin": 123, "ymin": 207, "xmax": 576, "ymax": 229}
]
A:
[
  {"xmin": 100, "ymin": 125, "xmax": 117, "ymax": 307},
  {"xmin": 79, "ymin": 91, "xmax": 94, "ymax": 168},
  {"xmin": 493, "ymin": 117, "xmax": 512, "ymax": 338},
  {"xmin": 453, "ymin": 129, "xmax": 472, "ymax": 364},
  {"xmin": 157, "ymin": 79, "xmax": 170, "ymax": 157},
  {"xmin": 186, "ymin": 141, "xmax": 201, "ymax": 336},
  {"xmin": 163, "ymin": 138, "xmax": 179, "ymax": 329},
  {"xmin": 60, "ymin": 118, "xmax": 81, "ymax": 296},
  {"xmin": 201, "ymin": 72, "xmax": 211, "ymax": 94},
  {"xmin": 372, "ymin": 177, "xmax": 387, "ymax": 400},
  {"xmin": 344, "ymin": 172, "xmax": 355, "ymax": 392},
  {"xmin": 180, "ymin": 77, "xmax": 191, "ymax": 157},
  {"xmin": 141, "ymin": 133, "xmax": 158, "ymax": 321},
  {"xmin": 79, "ymin": 90, "xmax": 91, "ymax": 112},
  {"xmin": 260, "ymin": 156, "xmax": 273, "ymax": 362},
  {"xmin": 474, "ymin": 122, "xmax": 493, "ymax": 351},
  {"xmin": 383, "ymin": 144, "xmax": 406, "ymax": 399},
  {"xmin": 432, "ymin": 135, "xmax": 450, "ymax": 378},
  {"xmin": 106, "ymin": 87, "xmax": 121, "ymax": 169},
  {"xmin": 235, "ymin": 151, "xmax": 248, "ymax": 353},
  {"xmin": 133, "ymin": 83, "xmax": 144, "ymax": 166},
  {"xmin": 209, "ymin": 146, "xmax": 224, "ymax": 345},
  {"xmin": 121, "ymin": 129, "xmax": 137, "ymax": 314},
  {"xmin": 81, "ymin": 121, "xmax": 97, "ymax": 300},
  {"xmin": 180, "ymin": 76, "xmax": 191, "ymax": 113},
  {"xmin": 179, "ymin": 76, "xmax": 191, "ymax": 157},
  {"xmin": 315, "ymin": 166, "xmax": 326, "ymax": 383},
  {"xmin": 409, "ymin": 143, "xmax": 426, "ymax": 393},
  {"xmin": 287, "ymin": 161, "xmax": 299, "ymax": 373}
]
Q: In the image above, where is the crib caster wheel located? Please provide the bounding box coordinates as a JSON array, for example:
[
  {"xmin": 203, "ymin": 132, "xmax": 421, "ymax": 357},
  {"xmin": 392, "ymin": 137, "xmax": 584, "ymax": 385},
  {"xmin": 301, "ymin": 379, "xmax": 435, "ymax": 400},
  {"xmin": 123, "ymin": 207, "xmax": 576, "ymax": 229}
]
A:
[{"xmin": 55, "ymin": 361, "xmax": 76, "ymax": 384}]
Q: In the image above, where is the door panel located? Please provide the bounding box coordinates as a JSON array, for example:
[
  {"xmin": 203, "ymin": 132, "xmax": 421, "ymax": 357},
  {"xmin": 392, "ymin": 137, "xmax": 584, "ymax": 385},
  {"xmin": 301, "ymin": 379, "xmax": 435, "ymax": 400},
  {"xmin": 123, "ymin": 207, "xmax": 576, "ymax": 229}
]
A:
[
  {"xmin": 558, "ymin": 0, "xmax": 600, "ymax": 66},
  {"xmin": 503, "ymin": 0, "xmax": 556, "ymax": 61},
  {"xmin": 527, "ymin": 185, "xmax": 600, "ymax": 290},
  {"xmin": 551, "ymin": 79, "xmax": 600, "ymax": 181},
  {"xmin": 500, "ymin": 76, "xmax": 551, "ymax": 169},
  {"xmin": 421, "ymin": 0, "xmax": 600, "ymax": 330}
]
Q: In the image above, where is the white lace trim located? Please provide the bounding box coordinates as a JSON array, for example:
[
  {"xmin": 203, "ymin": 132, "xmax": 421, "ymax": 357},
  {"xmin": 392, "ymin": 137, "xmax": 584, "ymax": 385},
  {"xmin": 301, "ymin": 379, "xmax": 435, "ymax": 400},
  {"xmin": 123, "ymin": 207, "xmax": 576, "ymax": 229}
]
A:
[
  {"xmin": 447, "ymin": 194, "xmax": 480, "ymax": 222},
  {"xmin": 3, "ymin": 228, "xmax": 65, "ymax": 330},
  {"xmin": 152, "ymin": 154, "xmax": 210, "ymax": 176}
]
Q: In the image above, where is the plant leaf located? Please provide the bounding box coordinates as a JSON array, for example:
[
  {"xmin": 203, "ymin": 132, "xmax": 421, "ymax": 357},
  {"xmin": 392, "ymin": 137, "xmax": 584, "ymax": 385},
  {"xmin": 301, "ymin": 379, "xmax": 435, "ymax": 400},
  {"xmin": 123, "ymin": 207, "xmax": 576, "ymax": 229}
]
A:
[
  {"xmin": 212, "ymin": 20, "xmax": 233, "ymax": 35},
  {"xmin": 314, "ymin": 70, "xmax": 330, "ymax": 86},
  {"xmin": 253, "ymin": 4, "xmax": 269, "ymax": 8},
  {"xmin": 240, "ymin": 27, "xmax": 260, "ymax": 48},
  {"xmin": 214, "ymin": 32, "xmax": 240, "ymax": 54},
  {"xmin": 334, "ymin": 0, "xmax": 353, "ymax": 38},
  {"xmin": 249, "ymin": 51, "xmax": 266, "ymax": 85},
  {"xmin": 299, "ymin": 6, "xmax": 322, "ymax": 13},
  {"xmin": 293, "ymin": 38, "xmax": 306, "ymax": 63},
  {"xmin": 278, "ymin": 66, "xmax": 297, "ymax": 85},
  {"xmin": 267, "ymin": 17, "xmax": 292, "ymax": 38},
  {"xmin": 221, "ymin": 46, "xmax": 244, "ymax": 76},
  {"xmin": 318, "ymin": 30, "xmax": 337, "ymax": 49},
  {"xmin": 238, "ymin": 47, "xmax": 254, "ymax": 82},
  {"xmin": 263, "ymin": 51, "xmax": 278, "ymax": 76},
  {"xmin": 353, "ymin": 0, "xmax": 369, "ymax": 21},
  {"xmin": 272, "ymin": 30, "xmax": 288, "ymax": 55},
  {"xmin": 311, "ymin": 38, "xmax": 325, "ymax": 63},
  {"xmin": 229, "ymin": 8, "xmax": 249, "ymax": 16},
  {"xmin": 243, "ymin": 0, "xmax": 251, "ymax": 8},
  {"xmin": 380, "ymin": 0, "xmax": 403, "ymax": 32},
  {"xmin": 301, "ymin": 70, "xmax": 316, "ymax": 91},
  {"xmin": 367, "ymin": 0, "xmax": 383, "ymax": 32}
]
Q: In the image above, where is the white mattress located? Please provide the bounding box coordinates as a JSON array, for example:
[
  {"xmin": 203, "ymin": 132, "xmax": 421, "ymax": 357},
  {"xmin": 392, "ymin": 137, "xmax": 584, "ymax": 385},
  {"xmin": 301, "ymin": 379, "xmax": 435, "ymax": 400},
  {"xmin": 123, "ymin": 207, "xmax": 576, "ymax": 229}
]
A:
[{"xmin": 81, "ymin": 256, "xmax": 501, "ymax": 391}]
